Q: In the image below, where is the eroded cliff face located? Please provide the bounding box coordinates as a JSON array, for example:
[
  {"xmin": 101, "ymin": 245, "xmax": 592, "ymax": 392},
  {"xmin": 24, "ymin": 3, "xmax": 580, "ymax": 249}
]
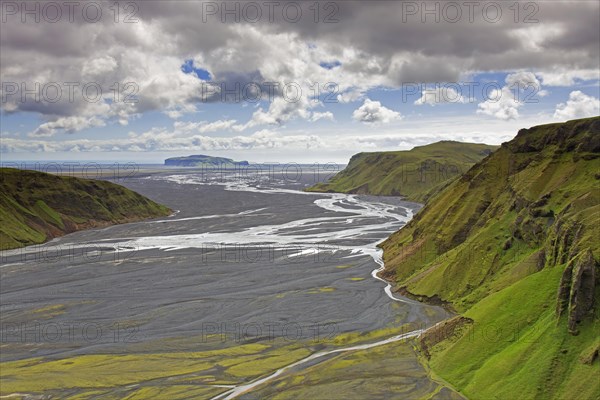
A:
[
  {"xmin": 556, "ymin": 249, "xmax": 597, "ymax": 334},
  {"xmin": 379, "ymin": 117, "xmax": 599, "ymax": 399}
]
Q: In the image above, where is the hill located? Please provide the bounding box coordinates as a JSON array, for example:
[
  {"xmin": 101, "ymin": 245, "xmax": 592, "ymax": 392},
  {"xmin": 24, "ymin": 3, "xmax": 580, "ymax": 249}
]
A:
[
  {"xmin": 306, "ymin": 141, "xmax": 498, "ymax": 202},
  {"xmin": 0, "ymin": 168, "xmax": 171, "ymax": 250},
  {"xmin": 379, "ymin": 117, "xmax": 600, "ymax": 399},
  {"xmin": 164, "ymin": 154, "xmax": 249, "ymax": 167}
]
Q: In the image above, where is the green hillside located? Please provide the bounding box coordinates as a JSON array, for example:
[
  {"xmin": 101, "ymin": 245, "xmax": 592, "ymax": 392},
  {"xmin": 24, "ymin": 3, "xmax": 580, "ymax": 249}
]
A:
[
  {"xmin": 0, "ymin": 168, "xmax": 171, "ymax": 250},
  {"xmin": 306, "ymin": 141, "xmax": 498, "ymax": 202},
  {"xmin": 380, "ymin": 117, "xmax": 600, "ymax": 399}
]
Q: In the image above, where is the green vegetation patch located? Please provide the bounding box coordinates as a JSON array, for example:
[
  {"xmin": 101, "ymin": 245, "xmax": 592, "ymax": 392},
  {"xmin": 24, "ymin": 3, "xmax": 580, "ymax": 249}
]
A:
[
  {"xmin": 380, "ymin": 117, "xmax": 600, "ymax": 399},
  {"xmin": 306, "ymin": 141, "xmax": 497, "ymax": 202},
  {"xmin": 0, "ymin": 168, "xmax": 171, "ymax": 250}
]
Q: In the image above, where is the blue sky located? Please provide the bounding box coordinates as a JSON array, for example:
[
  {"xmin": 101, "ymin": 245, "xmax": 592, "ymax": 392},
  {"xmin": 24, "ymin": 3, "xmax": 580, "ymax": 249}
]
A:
[{"xmin": 1, "ymin": 1, "xmax": 599, "ymax": 163}]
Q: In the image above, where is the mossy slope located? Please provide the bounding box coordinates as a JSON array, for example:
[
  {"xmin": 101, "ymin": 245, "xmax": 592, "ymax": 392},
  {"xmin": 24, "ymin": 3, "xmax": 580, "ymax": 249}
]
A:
[
  {"xmin": 0, "ymin": 168, "xmax": 171, "ymax": 250},
  {"xmin": 306, "ymin": 141, "xmax": 497, "ymax": 202},
  {"xmin": 380, "ymin": 117, "xmax": 600, "ymax": 399}
]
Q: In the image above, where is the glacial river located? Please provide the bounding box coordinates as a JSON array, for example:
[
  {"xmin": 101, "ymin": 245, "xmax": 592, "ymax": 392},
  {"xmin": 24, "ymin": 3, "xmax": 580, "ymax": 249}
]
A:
[{"xmin": 0, "ymin": 167, "xmax": 454, "ymax": 398}]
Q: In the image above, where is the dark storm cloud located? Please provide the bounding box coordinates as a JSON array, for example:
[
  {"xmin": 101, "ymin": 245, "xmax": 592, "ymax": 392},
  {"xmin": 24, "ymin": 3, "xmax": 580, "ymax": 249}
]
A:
[
  {"xmin": 260, "ymin": 1, "xmax": 599, "ymax": 72},
  {"xmin": 0, "ymin": 0, "xmax": 598, "ymax": 132}
]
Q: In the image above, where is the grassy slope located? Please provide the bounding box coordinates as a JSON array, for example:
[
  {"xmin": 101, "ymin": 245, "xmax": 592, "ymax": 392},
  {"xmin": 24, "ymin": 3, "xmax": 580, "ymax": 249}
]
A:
[
  {"xmin": 380, "ymin": 117, "xmax": 600, "ymax": 399},
  {"xmin": 306, "ymin": 141, "xmax": 498, "ymax": 202},
  {"xmin": 0, "ymin": 168, "xmax": 171, "ymax": 250}
]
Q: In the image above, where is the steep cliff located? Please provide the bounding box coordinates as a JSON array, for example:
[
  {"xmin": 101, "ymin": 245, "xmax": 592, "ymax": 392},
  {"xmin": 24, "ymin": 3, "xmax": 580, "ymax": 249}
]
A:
[{"xmin": 380, "ymin": 117, "xmax": 599, "ymax": 399}]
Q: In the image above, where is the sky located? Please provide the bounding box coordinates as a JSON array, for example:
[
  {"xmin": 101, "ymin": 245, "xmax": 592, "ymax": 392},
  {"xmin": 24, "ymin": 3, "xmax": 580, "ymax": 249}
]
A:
[{"xmin": 1, "ymin": 0, "xmax": 599, "ymax": 164}]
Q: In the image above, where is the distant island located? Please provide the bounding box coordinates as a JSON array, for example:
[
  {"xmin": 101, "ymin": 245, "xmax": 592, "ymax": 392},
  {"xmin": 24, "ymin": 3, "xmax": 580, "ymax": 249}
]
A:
[
  {"xmin": 164, "ymin": 155, "xmax": 249, "ymax": 167},
  {"xmin": 0, "ymin": 168, "xmax": 171, "ymax": 250}
]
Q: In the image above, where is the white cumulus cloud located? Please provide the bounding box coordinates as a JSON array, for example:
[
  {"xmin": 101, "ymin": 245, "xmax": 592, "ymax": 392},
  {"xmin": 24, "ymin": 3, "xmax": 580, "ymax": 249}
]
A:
[
  {"xmin": 477, "ymin": 72, "xmax": 544, "ymax": 120},
  {"xmin": 553, "ymin": 91, "xmax": 600, "ymax": 120},
  {"xmin": 310, "ymin": 111, "xmax": 335, "ymax": 122},
  {"xmin": 31, "ymin": 116, "xmax": 106, "ymax": 137},
  {"xmin": 352, "ymin": 99, "xmax": 401, "ymax": 124},
  {"xmin": 538, "ymin": 69, "xmax": 599, "ymax": 86}
]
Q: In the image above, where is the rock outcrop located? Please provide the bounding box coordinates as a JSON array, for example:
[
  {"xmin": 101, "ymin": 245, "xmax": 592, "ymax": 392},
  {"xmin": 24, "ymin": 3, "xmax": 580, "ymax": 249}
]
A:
[{"xmin": 556, "ymin": 249, "xmax": 597, "ymax": 334}]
